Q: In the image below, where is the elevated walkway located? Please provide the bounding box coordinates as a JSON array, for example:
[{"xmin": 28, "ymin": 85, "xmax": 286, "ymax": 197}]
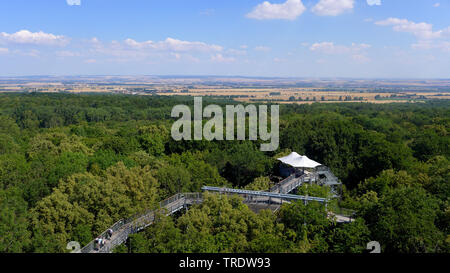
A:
[
  {"xmin": 202, "ymin": 186, "xmax": 327, "ymax": 203},
  {"xmin": 269, "ymin": 173, "xmax": 316, "ymax": 194},
  {"xmin": 81, "ymin": 193, "xmax": 202, "ymax": 253},
  {"xmin": 316, "ymin": 166, "xmax": 340, "ymax": 185},
  {"xmin": 80, "ymin": 168, "xmax": 347, "ymax": 253}
]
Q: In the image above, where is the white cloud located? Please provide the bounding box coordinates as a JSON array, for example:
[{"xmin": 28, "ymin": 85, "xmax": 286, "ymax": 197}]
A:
[
  {"xmin": 310, "ymin": 42, "xmax": 338, "ymax": 53},
  {"xmin": 169, "ymin": 53, "xmax": 200, "ymax": 63},
  {"xmin": 246, "ymin": 0, "xmax": 306, "ymax": 20},
  {"xmin": 367, "ymin": 0, "xmax": 381, "ymax": 6},
  {"xmin": 86, "ymin": 37, "xmax": 226, "ymax": 63},
  {"xmin": 0, "ymin": 30, "xmax": 69, "ymax": 46},
  {"xmin": 433, "ymin": 3, "xmax": 440, "ymax": 7},
  {"xmin": 376, "ymin": 18, "xmax": 450, "ymax": 52},
  {"xmin": 310, "ymin": 42, "xmax": 370, "ymax": 54},
  {"xmin": 412, "ymin": 40, "xmax": 450, "ymax": 52},
  {"xmin": 0, "ymin": 47, "xmax": 8, "ymax": 55},
  {"xmin": 66, "ymin": 0, "xmax": 81, "ymax": 6},
  {"xmin": 312, "ymin": 0, "xmax": 354, "ymax": 16},
  {"xmin": 124, "ymin": 37, "xmax": 222, "ymax": 52},
  {"xmin": 227, "ymin": 48, "xmax": 247, "ymax": 56},
  {"xmin": 310, "ymin": 42, "xmax": 371, "ymax": 62},
  {"xmin": 375, "ymin": 18, "xmax": 449, "ymax": 40},
  {"xmin": 211, "ymin": 54, "xmax": 236, "ymax": 63}
]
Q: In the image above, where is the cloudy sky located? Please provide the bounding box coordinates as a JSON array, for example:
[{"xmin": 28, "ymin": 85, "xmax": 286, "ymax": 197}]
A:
[{"xmin": 0, "ymin": 0, "xmax": 448, "ymax": 78}]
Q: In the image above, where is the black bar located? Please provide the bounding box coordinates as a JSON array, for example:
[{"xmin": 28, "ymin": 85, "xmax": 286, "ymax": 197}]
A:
[{"xmin": 0, "ymin": 253, "xmax": 446, "ymax": 273}]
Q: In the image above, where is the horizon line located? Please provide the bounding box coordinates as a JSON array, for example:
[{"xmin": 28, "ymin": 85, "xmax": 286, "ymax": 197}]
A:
[{"xmin": 0, "ymin": 74, "xmax": 449, "ymax": 81}]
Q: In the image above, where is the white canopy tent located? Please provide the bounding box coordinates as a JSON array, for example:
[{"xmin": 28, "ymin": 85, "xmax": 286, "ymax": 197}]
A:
[{"xmin": 277, "ymin": 152, "xmax": 322, "ymax": 169}]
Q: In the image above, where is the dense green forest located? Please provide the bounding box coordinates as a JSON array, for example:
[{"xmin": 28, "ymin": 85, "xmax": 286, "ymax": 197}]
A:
[{"xmin": 0, "ymin": 93, "xmax": 448, "ymax": 253}]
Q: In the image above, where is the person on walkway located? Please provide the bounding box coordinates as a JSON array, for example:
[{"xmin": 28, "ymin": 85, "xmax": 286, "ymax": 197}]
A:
[
  {"xmin": 107, "ymin": 229, "xmax": 113, "ymax": 240},
  {"xmin": 94, "ymin": 238, "xmax": 100, "ymax": 250}
]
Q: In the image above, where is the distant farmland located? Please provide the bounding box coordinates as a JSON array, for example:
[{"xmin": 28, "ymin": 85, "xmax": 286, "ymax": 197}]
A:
[{"xmin": 1, "ymin": 76, "xmax": 449, "ymax": 104}]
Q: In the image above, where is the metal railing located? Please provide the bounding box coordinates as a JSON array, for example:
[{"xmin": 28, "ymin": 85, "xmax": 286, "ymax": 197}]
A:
[
  {"xmin": 270, "ymin": 174, "xmax": 296, "ymax": 193},
  {"xmin": 270, "ymin": 173, "xmax": 315, "ymax": 194},
  {"xmin": 202, "ymin": 186, "xmax": 328, "ymax": 203},
  {"xmin": 81, "ymin": 177, "xmax": 330, "ymax": 253},
  {"xmin": 80, "ymin": 219, "xmax": 126, "ymax": 253},
  {"xmin": 81, "ymin": 193, "xmax": 193, "ymax": 253},
  {"xmin": 329, "ymin": 203, "xmax": 355, "ymax": 218},
  {"xmin": 317, "ymin": 166, "xmax": 340, "ymax": 185}
]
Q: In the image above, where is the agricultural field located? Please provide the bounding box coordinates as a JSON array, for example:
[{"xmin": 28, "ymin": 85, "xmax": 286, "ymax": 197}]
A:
[{"xmin": 1, "ymin": 76, "xmax": 449, "ymax": 104}]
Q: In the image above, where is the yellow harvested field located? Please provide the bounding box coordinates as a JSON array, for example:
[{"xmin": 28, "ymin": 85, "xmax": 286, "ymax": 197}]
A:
[{"xmin": 1, "ymin": 76, "xmax": 448, "ymax": 104}]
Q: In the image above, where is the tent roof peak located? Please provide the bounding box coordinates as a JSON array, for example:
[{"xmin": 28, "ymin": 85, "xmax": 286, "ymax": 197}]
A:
[{"xmin": 277, "ymin": 152, "xmax": 322, "ymax": 168}]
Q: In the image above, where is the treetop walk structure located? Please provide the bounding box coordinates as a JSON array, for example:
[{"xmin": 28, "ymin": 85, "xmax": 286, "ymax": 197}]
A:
[
  {"xmin": 80, "ymin": 153, "xmax": 348, "ymax": 253},
  {"xmin": 276, "ymin": 152, "xmax": 342, "ymax": 196},
  {"xmin": 80, "ymin": 187, "xmax": 330, "ymax": 253},
  {"xmin": 80, "ymin": 193, "xmax": 203, "ymax": 253}
]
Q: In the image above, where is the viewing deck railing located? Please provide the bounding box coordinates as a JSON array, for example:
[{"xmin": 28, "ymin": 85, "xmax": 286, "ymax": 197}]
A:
[
  {"xmin": 269, "ymin": 172, "xmax": 317, "ymax": 194},
  {"xmin": 202, "ymin": 186, "xmax": 328, "ymax": 203}
]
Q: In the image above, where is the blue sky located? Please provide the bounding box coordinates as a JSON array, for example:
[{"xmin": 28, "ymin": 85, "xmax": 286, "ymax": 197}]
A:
[{"xmin": 0, "ymin": 0, "xmax": 448, "ymax": 78}]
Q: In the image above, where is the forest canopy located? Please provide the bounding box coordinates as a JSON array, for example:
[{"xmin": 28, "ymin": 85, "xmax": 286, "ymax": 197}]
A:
[{"xmin": 0, "ymin": 93, "xmax": 448, "ymax": 253}]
